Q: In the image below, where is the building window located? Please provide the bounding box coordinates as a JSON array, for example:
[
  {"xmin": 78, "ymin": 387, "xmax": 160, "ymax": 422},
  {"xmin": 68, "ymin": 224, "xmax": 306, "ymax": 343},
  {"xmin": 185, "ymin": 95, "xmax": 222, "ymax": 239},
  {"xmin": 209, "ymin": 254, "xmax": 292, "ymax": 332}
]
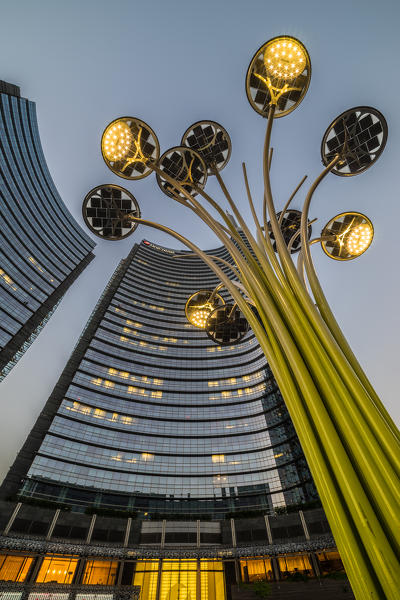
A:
[
  {"xmin": 82, "ymin": 560, "xmax": 118, "ymax": 585},
  {"xmin": 200, "ymin": 560, "xmax": 225, "ymax": 600},
  {"xmin": 160, "ymin": 561, "xmax": 197, "ymax": 600},
  {"xmin": 133, "ymin": 561, "xmax": 159, "ymax": 600},
  {"xmin": 278, "ymin": 554, "xmax": 312, "ymax": 578},
  {"xmin": 0, "ymin": 554, "xmax": 33, "ymax": 582},
  {"xmin": 212, "ymin": 455, "xmax": 225, "ymax": 463},
  {"xmin": 35, "ymin": 556, "xmax": 78, "ymax": 584},
  {"xmin": 142, "ymin": 453, "xmax": 154, "ymax": 461},
  {"xmin": 316, "ymin": 551, "xmax": 344, "ymax": 575},
  {"xmin": 240, "ymin": 558, "xmax": 273, "ymax": 582}
]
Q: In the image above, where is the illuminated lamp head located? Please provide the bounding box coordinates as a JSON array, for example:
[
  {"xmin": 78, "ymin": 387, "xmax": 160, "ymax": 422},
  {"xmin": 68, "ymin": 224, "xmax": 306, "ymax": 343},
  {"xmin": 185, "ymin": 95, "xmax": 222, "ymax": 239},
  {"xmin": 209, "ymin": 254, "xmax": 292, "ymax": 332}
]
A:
[
  {"xmin": 101, "ymin": 117, "xmax": 160, "ymax": 180},
  {"xmin": 321, "ymin": 212, "xmax": 374, "ymax": 261},
  {"xmin": 246, "ymin": 35, "xmax": 311, "ymax": 117},
  {"xmin": 185, "ymin": 290, "xmax": 225, "ymax": 329}
]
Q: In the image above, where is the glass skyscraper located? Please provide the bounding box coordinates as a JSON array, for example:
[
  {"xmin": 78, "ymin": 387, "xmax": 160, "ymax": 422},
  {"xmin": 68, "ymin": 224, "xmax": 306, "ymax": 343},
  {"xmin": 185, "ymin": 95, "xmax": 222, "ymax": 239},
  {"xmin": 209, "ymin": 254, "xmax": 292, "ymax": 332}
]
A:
[
  {"xmin": 0, "ymin": 81, "xmax": 96, "ymax": 379},
  {"xmin": 2, "ymin": 238, "xmax": 317, "ymax": 516},
  {"xmin": 0, "ymin": 236, "xmax": 346, "ymax": 600}
]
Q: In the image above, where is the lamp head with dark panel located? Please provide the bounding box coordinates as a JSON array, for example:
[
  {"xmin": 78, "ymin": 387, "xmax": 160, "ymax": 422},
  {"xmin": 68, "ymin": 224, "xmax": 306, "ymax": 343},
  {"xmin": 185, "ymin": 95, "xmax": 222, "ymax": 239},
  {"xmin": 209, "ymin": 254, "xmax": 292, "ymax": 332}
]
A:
[
  {"xmin": 181, "ymin": 121, "xmax": 232, "ymax": 174},
  {"xmin": 206, "ymin": 304, "xmax": 249, "ymax": 345},
  {"xmin": 267, "ymin": 209, "xmax": 312, "ymax": 253},
  {"xmin": 82, "ymin": 184, "xmax": 140, "ymax": 241},
  {"xmin": 156, "ymin": 146, "xmax": 208, "ymax": 199},
  {"xmin": 321, "ymin": 107, "xmax": 388, "ymax": 176}
]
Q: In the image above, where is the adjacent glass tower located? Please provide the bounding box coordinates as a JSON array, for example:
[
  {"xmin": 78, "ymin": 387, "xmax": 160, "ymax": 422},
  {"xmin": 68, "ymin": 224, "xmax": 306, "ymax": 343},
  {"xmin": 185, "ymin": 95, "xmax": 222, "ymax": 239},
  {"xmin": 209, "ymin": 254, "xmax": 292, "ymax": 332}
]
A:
[
  {"xmin": 2, "ymin": 238, "xmax": 317, "ymax": 517},
  {"xmin": 0, "ymin": 81, "xmax": 96, "ymax": 380}
]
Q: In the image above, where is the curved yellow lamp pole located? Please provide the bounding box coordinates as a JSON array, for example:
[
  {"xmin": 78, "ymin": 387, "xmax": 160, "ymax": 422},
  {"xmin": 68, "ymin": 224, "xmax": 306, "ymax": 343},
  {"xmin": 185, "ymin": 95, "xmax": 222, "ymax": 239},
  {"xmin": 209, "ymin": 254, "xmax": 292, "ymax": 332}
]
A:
[{"xmin": 97, "ymin": 35, "xmax": 400, "ymax": 600}]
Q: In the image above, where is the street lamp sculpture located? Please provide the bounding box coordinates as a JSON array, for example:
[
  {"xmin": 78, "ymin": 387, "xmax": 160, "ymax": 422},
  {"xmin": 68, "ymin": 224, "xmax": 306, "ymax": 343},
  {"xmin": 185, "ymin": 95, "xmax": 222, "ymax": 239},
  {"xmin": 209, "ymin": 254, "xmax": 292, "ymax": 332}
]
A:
[{"xmin": 83, "ymin": 35, "xmax": 400, "ymax": 600}]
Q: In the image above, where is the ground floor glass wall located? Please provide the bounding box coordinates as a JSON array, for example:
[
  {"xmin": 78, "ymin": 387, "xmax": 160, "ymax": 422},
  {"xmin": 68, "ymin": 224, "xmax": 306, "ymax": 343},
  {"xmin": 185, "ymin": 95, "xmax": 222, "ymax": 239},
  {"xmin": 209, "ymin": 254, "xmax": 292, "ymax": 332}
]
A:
[{"xmin": 133, "ymin": 559, "xmax": 225, "ymax": 600}]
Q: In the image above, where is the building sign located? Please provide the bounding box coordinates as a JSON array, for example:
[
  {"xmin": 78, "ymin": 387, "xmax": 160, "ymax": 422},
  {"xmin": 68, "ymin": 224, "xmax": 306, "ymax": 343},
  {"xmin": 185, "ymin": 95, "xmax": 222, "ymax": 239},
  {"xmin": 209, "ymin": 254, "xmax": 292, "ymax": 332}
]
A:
[{"xmin": 143, "ymin": 240, "xmax": 175, "ymax": 254}]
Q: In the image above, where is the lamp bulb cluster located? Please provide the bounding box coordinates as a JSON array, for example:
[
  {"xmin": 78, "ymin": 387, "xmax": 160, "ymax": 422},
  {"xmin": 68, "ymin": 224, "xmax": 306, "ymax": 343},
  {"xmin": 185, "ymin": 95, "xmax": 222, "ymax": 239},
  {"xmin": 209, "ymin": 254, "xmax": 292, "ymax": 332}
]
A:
[
  {"xmin": 346, "ymin": 223, "xmax": 373, "ymax": 256},
  {"xmin": 189, "ymin": 307, "xmax": 212, "ymax": 329},
  {"xmin": 264, "ymin": 39, "xmax": 305, "ymax": 81},
  {"xmin": 103, "ymin": 122, "xmax": 132, "ymax": 161}
]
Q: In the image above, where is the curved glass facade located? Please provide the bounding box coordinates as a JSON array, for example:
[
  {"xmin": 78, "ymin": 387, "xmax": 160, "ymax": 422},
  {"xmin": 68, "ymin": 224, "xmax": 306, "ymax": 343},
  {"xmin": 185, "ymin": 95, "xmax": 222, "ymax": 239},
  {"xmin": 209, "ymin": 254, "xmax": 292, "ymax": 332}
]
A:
[
  {"xmin": 12, "ymin": 238, "xmax": 317, "ymax": 517},
  {"xmin": 0, "ymin": 82, "xmax": 95, "ymax": 379}
]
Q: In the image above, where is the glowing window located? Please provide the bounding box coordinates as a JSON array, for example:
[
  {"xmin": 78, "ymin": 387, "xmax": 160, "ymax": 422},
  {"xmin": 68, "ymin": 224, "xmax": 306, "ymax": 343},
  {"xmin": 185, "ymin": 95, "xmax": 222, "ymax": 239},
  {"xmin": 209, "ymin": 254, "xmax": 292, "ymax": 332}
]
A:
[
  {"xmin": 142, "ymin": 453, "xmax": 154, "ymax": 461},
  {"xmin": 133, "ymin": 561, "xmax": 159, "ymax": 600},
  {"xmin": 36, "ymin": 556, "xmax": 78, "ymax": 584},
  {"xmin": 28, "ymin": 256, "xmax": 44, "ymax": 273},
  {"xmin": 212, "ymin": 455, "xmax": 225, "ymax": 463},
  {"xmin": 240, "ymin": 558, "xmax": 273, "ymax": 582},
  {"xmin": 82, "ymin": 560, "xmax": 118, "ymax": 585},
  {"xmin": 91, "ymin": 378, "xmax": 102, "ymax": 386},
  {"xmin": 0, "ymin": 269, "xmax": 18, "ymax": 291},
  {"xmin": 0, "ymin": 554, "xmax": 33, "ymax": 582},
  {"xmin": 151, "ymin": 391, "xmax": 163, "ymax": 398},
  {"xmin": 278, "ymin": 554, "xmax": 312, "ymax": 577},
  {"xmin": 208, "ymin": 381, "xmax": 219, "ymax": 387}
]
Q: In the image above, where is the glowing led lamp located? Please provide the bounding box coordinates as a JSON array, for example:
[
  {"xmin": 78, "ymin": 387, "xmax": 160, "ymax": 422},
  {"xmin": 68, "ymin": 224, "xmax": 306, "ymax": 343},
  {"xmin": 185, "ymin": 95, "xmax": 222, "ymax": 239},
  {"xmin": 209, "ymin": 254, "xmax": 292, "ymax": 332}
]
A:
[
  {"xmin": 190, "ymin": 308, "xmax": 213, "ymax": 328},
  {"xmin": 264, "ymin": 38, "xmax": 306, "ymax": 82},
  {"xmin": 185, "ymin": 290, "xmax": 225, "ymax": 329},
  {"xmin": 321, "ymin": 212, "xmax": 374, "ymax": 261},
  {"xmin": 103, "ymin": 122, "xmax": 132, "ymax": 161},
  {"xmin": 346, "ymin": 223, "xmax": 373, "ymax": 256}
]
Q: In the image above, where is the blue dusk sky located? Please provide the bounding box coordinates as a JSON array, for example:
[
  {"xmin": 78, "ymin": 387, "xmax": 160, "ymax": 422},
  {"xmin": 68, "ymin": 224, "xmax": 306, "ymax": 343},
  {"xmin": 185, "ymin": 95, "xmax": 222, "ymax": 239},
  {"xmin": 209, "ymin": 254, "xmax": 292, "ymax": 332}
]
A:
[{"xmin": 0, "ymin": 0, "xmax": 399, "ymax": 480}]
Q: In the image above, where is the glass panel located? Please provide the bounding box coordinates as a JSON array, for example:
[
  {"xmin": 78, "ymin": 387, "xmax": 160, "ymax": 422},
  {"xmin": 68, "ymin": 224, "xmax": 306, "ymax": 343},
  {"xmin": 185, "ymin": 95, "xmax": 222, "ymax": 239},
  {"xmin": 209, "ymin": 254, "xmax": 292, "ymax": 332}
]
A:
[
  {"xmin": 36, "ymin": 556, "xmax": 78, "ymax": 584},
  {"xmin": 134, "ymin": 560, "xmax": 159, "ymax": 572},
  {"xmin": 240, "ymin": 559, "xmax": 273, "ymax": 582},
  {"xmin": 316, "ymin": 551, "xmax": 344, "ymax": 575},
  {"xmin": 162, "ymin": 561, "xmax": 197, "ymax": 571},
  {"xmin": 133, "ymin": 571, "xmax": 158, "ymax": 600},
  {"xmin": 278, "ymin": 554, "xmax": 312, "ymax": 578},
  {"xmin": 82, "ymin": 561, "xmax": 118, "ymax": 585},
  {"xmin": 160, "ymin": 569, "xmax": 197, "ymax": 600},
  {"xmin": 200, "ymin": 561, "xmax": 223, "ymax": 572},
  {"xmin": 200, "ymin": 571, "xmax": 226, "ymax": 600},
  {"xmin": 0, "ymin": 555, "xmax": 33, "ymax": 582}
]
